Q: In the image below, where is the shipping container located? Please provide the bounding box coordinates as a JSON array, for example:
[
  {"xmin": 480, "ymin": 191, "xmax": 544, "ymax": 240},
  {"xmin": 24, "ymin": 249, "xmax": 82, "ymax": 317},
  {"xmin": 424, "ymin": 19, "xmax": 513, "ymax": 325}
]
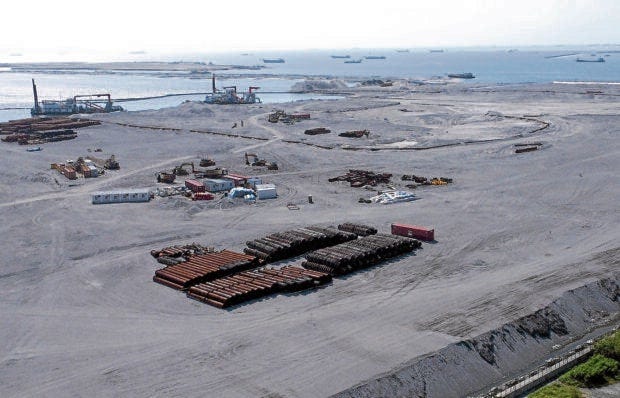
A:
[
  {"xmin": 185, "ymin": 179, "xmax": 206, "ymax": 193},
  {"xmin": 255, "ymin": 183, "xmax": 277, "ymax": 200},
  {"xmin": 192, "ymin": 192, "xmax": 214, "ymax": 201},
  {"xmin": 222, "ymin": 175, "xmax": 246, "ymax": 187},
  {"xmin": 391, "ymin": 223, "xmax": 434, "ymax": 241},
  {"xmin": 246, "ymin": 177, "xmax": 263, "ymax": 189}
]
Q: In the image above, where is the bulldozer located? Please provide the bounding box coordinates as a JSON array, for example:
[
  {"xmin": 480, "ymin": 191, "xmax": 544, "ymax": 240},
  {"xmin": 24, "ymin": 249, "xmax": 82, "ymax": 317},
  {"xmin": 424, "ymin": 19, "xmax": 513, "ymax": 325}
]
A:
[{"xmin": 244, "ymin": 152, "xmax": 278, "ymax": 170}]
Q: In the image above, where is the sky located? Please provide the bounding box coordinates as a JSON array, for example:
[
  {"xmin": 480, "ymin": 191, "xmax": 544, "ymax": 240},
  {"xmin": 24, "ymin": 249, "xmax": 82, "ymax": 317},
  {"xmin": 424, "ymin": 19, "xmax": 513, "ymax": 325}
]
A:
[{"xmin": 1, "ymin": 0, "xmax": 619, "ymax": 59}]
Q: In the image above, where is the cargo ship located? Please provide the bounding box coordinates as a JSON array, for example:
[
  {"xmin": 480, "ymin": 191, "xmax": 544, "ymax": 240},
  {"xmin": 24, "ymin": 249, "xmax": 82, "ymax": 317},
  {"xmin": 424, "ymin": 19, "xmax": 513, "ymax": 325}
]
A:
[
  {"xmin": 344, "ymin": 59, "xmax": 362, "ymax": 64},
  {"xmin": 364, "ymin": 55, "xmax": 386, "ymax": 60},
  {"xmin": 576, "ymin": 57, "xmax": 605, "ymax": 63},
  {"xmin": 331, "ymin": 55, "xmax": 351, "ymax": 59},
  {"xmin": 447, "ymin": 72, "xmax": 475, "ymax": 79},
  {"xmin": 262, "ymin": 58, "xmax": 285, "ymax": 63}
]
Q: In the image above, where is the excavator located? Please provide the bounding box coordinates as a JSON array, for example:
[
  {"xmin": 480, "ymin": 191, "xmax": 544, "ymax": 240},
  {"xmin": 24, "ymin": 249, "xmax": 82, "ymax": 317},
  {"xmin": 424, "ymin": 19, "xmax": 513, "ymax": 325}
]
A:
[
  {"xmin": 244, "ymin": 152, "xmax": 278, "ymax": 170},
  {"xmin": 173, "ymin": 162, "xmax": 195, "ymax": 176}
]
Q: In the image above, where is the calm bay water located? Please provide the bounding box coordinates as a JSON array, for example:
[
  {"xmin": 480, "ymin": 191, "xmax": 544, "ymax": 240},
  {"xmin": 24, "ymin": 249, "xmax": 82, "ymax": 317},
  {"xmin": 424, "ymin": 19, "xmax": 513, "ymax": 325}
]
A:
[{"xmin": 1, "ymin": 47, "xmax": 618, "ymax": 122}]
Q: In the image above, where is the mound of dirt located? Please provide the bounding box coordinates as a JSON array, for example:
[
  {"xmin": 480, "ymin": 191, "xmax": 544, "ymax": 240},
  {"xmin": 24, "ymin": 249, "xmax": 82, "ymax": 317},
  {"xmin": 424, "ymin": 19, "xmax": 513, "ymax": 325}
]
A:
[{"xmin": 332, "ymin": 276, "xmax": 619, "ymax": 398}]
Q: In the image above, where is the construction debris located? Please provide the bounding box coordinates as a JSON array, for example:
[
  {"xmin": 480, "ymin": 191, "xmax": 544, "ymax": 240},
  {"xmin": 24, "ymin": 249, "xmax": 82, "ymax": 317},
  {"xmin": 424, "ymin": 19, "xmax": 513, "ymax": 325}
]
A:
[
  {"xmin": 243, "ymin": 225, "xmax": 357, "ymax": 263},
  {"xmin": 304, "ymin": 127, "xmax": 331, "ymax": 135},
  {"xmin": 150, "ymin": 243, "xmax": 216, "ymax": 260},
  {"xmin": 329, "ymin": 169, "xmax": 392, "ymax": 188},
  {"xmin": 339, "ymin": 130, "xmax": 369, "ymax": 138},
  {"xmin": 401, "ymin": 175, "xmax": 453, "ymax": 186},
  {"xmin": 369, "ymin": 190, "xmax": 417, "ymax": 204},
  {"xmin": 302, "ymin": 233, "xmax": 421, "ymax": 276},
  {"xmin": 268, "ymin": 110, "xmax": 310, "ymax": 124}
]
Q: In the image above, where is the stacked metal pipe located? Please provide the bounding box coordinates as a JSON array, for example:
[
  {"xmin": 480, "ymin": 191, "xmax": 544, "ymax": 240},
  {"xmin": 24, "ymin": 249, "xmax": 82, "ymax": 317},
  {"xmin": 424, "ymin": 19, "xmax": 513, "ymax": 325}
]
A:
[
  {"xmin": 302, "ymin": 233, "xmax": 421, "ymax": 275},
  {"xmin": 337, "ymin": 222, "xmax": 378, "ymax": 236},
  {"xmin": 243, "ymin": 225, "xmax": 357, "ymax": 263},
  {"xmin": 153, "ymin": 250, "xmax": 259, "ymax": 290},
  {"xmin": 187, "ymin": 266, "xmax": 332, "ymax": 308}
]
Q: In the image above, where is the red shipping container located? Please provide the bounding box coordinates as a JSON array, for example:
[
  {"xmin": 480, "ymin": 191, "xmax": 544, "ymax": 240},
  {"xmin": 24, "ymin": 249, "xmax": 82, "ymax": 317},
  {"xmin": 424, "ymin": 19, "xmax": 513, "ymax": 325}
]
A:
[
  {"xmin": 391, "ymin": 223, "xmax": 434, "ymax": 241},
  {"xmin": 192, "ymin": 192, "xmax": 214, "ymax": 201},
  {"xmin": 185, "ymin": 179, "xmax": 206, "ymax": 193}
]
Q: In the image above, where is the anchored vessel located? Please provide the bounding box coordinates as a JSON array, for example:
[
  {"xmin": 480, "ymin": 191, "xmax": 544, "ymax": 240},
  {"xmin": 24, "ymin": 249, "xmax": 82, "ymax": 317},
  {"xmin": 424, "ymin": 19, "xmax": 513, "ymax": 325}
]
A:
[
  {"xmin": 30, "ymin": 79, "xmax": 123, "ymax": 116},
  {"xmin": 447, "ymin": 72, "xmax": 476, "ymax": 79},
  {"xmin": 262, "ymin": 58, "xmax": 285, "ymax": 63},
  {"xmin": 576, "ymin": 57, "xmax": 605, "ymax": 63}
]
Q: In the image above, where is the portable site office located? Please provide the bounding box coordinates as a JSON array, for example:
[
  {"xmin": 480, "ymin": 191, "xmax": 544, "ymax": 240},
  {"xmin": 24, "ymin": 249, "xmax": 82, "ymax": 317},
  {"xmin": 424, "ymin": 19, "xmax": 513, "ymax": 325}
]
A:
[{"xmin": 91, "ymin": 189, "xmax": 151, "ymax": 204}]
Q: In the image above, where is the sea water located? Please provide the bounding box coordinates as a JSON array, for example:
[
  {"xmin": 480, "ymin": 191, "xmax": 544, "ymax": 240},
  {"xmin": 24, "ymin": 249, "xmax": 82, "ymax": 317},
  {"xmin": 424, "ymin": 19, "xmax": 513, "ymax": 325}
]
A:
[{"xmin": 1, "ymin": 48, "xmax": 618, "ymax": 122}]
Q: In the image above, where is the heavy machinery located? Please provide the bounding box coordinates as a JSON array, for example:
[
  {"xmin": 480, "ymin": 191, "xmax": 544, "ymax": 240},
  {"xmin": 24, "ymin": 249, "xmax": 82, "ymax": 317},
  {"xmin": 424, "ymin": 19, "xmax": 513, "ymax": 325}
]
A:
[
  {"xmin": 157, "ymin": 172, "xmax": 176, "ymax": 183},
  {"xmin": 86, "ymin": 154, "xmax": 119, "ymax": 170},
  {"xmin": 204, "ymin": 75, "xmax": 261, "ymax": 105},
  {"xmin": 31, "ymin": 79, "xmax": 124, "ymax": 116},
  {"xmin": 173, "ymin": 162, "xmax": 195, "ymax": 176},
  {"xmin": 199, "ymin": 157, "xmax": 216, "ymax": 167},
  {"xmin": 244, "ymin": 153, "xmax": 278, "ymax": 170}
]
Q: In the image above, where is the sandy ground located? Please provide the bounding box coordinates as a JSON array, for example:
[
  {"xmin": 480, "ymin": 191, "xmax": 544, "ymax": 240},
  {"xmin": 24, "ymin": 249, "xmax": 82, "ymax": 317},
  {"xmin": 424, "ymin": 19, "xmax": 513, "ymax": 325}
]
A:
[{"xmin": 0, "ymin": 81, "xmax": 618, "ymax": 397}]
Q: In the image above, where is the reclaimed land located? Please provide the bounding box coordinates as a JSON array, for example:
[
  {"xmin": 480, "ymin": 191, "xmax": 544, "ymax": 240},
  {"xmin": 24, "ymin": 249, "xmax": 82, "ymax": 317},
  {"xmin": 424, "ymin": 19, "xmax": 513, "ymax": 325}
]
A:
[{"xmin": 0, "ymin": 80, "xmax": 618, "ymax": 397}]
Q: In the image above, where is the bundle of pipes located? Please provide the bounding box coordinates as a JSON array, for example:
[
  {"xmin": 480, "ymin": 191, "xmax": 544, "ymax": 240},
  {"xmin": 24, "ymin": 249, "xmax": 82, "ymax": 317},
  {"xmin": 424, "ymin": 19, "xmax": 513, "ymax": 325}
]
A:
[
  {"xmin": 0, "ymin": 117, "xmax": 100, "ymax": 135},
  {"xmin": 337, "ymin": 222, "xmax": 378, "ymax": 237},
  {"xmin": 243, "ymin": 225, "xmax": 357, "ymax": 263},
  {"xmin": 153, "ymin": 250, "xmax": 259, "ymax": 290},
  {"xmin": 187, "ymin": 266, "xmax": 332, "ymax": 308},
  {"xmin": 302, "ymin": 233, "xmax": 421, "ymax": 275}
]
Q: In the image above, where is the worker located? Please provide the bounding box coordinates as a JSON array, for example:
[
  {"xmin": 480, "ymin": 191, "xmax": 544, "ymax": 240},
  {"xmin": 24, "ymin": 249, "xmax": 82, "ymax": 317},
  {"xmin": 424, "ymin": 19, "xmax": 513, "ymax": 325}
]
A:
[{"xmin": 240, "ymin": 120, "xmax": 244, "ymax": 127}]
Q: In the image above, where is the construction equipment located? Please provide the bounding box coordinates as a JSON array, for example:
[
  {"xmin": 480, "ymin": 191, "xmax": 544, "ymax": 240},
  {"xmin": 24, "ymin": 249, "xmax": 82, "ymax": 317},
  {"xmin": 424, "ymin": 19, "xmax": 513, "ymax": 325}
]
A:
[
  {"xmin": 199, "ymin": 158, "xmax": 216, "ymax": 167},
  {"xmin": 104, "ymin": 155, "xmax": 120, "ymax": 170},
  {"xmin": 173, "ymin": 162, "xmax": 195, "ymax": 176},
  {"xmin": 157, "ymin": 172, "xmax": 176, "ymax": 184},
  {"xmin": 31, "ymin": 79, "xmax": 123, "ymax": 116},
  {"xmin": 204, "ymin": 75, "xmax": 261, "ymax": 104},
  {"xmin": 86, "ymin": 154, "xmax": 119, "ymax": 170},
  {"xmin": 244, "ymin": 153, "xmax": 278, "ymax": 170}
]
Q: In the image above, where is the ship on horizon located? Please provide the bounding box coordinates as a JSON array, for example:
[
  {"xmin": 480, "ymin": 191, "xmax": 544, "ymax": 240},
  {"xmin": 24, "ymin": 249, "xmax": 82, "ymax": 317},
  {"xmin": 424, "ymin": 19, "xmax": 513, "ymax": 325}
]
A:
[
  {"xmin": 364, "ymin": 55, "xmax": 386, "ymax": 60},
  {"xmin": 576, "ymin": 57, "xmax": 605, "ymax": 63},
  {"xmin": 262, "ymin": 58, "xmax": 285, "ymax": 63},
  {"xmin": 447, "ymin": 72, "xmax": 475, "ymax": 79},
  {"xmin": 331, "ymin": 55, "xmax": 351, "ymax": 59}
]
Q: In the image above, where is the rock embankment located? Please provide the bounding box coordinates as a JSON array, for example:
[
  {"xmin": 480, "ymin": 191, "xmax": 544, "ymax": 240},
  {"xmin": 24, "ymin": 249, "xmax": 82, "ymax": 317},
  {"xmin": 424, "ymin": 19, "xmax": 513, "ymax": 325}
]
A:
[{"xmin": 332, "ymin": 276, "xmax": 619, "ymax": 398}]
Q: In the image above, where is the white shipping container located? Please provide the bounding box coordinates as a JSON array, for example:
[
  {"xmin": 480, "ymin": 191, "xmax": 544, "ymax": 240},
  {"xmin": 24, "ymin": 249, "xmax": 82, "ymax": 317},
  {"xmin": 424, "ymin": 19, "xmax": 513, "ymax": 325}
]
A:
[
  {"xmin": 203, "ymin": 179, "xmax": 234, "ymax": 192},
  {"xmin": 255, "ymin": 183, "xmax": 277, "ymax": 200}
]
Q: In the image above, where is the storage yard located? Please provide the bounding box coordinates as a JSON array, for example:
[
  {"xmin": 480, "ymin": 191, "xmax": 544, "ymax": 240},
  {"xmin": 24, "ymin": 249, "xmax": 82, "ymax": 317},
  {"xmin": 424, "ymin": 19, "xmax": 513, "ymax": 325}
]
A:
[{"xmin": 0, "ymin": 81, "xmax": 618, "ymax": 398}]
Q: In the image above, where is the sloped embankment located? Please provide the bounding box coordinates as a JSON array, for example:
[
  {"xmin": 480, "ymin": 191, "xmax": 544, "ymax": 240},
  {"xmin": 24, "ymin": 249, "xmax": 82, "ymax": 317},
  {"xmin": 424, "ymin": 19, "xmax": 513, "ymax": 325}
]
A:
[{"xmin": 332, "ymin": 276, "xmax": 619, "ymax": 398}]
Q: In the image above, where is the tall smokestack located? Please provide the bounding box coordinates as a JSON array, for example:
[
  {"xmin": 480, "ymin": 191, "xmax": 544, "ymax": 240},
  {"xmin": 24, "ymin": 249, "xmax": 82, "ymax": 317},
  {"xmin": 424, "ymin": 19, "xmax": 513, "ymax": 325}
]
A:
[
  {"xmin": 32, "ymin": 78, "xmax": 40, "ymax": 114},
  {"xmin": 212, "ymin": 74, "xmax": 216, "ymax": 93}
]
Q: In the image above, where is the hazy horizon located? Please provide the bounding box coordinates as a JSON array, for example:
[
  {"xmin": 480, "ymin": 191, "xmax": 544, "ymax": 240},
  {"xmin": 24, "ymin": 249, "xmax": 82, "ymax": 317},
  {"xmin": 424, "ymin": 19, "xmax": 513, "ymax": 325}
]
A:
[{"xmin": 3, "ymin": 0, "xmax": 619, "ymax": 62}]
